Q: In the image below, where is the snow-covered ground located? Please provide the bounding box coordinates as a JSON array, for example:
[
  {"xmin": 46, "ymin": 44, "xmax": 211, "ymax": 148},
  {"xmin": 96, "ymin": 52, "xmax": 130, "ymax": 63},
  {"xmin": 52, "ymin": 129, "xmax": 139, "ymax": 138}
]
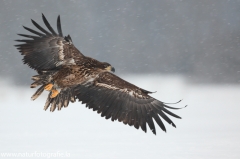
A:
[{"xmin": 0, "ymin": 75, "xmax": 239, "ymax": 159}]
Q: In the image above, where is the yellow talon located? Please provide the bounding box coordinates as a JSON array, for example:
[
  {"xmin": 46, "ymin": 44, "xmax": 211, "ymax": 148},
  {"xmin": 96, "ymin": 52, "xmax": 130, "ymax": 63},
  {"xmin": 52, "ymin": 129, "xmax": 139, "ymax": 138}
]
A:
[
  {"xmin": 50, "ymin": 89, "xmax": 59, "ymax": 98},
  {"xmin": 44, "ymin": 83, "xmax": 53, "ymax": 91}
]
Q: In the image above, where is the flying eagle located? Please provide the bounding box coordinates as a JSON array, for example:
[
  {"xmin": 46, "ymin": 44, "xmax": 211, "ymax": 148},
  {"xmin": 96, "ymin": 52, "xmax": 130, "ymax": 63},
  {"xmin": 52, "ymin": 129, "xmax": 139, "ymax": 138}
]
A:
[{"xmin": 15, "ymin": 14, "xmax": 183, "ymax": 134}]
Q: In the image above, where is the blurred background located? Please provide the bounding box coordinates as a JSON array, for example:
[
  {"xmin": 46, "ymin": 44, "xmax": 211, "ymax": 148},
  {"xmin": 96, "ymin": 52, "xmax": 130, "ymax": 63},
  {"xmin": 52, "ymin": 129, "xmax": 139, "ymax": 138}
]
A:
[
  {"xmin": 1, "ymin": 0, "xmax": 240, "ymax": 84},
  {"xmin": 0, "ymin": 0, "xmax": 240, "ymax": 159}
]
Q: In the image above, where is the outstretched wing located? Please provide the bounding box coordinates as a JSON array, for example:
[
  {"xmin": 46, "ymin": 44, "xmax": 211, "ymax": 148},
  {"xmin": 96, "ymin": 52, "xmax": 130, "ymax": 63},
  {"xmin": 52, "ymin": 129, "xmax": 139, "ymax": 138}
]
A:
[
  {"xmin": 74, "ymin": 72, "xmax": 182, "ymax": 134},
  {"xmin": 15, "ymin": 14, "xmax": 84, "ymax": 71}
]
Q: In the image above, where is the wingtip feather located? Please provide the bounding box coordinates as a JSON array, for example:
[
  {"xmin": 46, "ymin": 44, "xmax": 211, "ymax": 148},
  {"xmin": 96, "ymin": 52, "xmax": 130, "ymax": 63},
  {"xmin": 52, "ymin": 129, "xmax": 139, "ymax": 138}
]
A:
[{"xmin": 57, "ymin": 15, "xmax": 63, "ymax": 37}]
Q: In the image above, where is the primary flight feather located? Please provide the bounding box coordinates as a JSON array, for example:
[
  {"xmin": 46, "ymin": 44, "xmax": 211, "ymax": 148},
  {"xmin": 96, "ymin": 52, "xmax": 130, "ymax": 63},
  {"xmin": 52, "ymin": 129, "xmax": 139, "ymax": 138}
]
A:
[{"xmin": 15, "ymin": 14, "xmax": 183, "ymax": 134}]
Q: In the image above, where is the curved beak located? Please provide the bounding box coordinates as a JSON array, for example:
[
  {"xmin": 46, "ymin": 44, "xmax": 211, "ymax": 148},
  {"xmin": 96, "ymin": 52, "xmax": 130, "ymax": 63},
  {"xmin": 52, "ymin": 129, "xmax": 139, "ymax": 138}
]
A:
[
  {"xmin": 111, "ymin": 66, "xmax": 115, "ymax": 73},
  {"xmin": 105, "ymin": 66, "xmax": 115, "ymax": 73}
]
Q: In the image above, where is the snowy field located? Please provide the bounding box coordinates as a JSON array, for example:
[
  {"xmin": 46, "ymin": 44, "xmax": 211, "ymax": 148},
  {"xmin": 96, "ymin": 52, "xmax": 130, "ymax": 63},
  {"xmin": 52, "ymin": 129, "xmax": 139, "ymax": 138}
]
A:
[{"xmin": 0, "ymin": 75, "xmax": 239, "ymax": 159}]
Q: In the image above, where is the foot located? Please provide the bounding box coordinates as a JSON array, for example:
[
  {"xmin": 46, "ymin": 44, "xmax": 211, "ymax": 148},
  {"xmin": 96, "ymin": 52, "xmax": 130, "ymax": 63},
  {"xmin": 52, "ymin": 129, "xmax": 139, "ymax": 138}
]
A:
[
  {"xmin": 50, "ymin": 89, "xmax": 59, "ymax": 98},
  {"xmin": 44, "ymin": 83, "xmax": 53, "ymax": 91}
]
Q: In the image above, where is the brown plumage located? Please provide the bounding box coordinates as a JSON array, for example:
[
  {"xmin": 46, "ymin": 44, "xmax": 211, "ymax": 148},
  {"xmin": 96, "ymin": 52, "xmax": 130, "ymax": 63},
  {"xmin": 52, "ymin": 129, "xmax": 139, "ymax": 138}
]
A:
[{"xmin": 15, "ymin": 14, "xmax": 184, "ymax": 135}]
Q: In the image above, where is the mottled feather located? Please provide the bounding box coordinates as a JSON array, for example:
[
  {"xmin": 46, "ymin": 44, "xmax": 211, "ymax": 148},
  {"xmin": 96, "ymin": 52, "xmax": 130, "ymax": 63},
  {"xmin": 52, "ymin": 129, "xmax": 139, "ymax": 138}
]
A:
[
  {"xmin": 15, "ymin": 14, "xmax": 184, "ymax": 135},
  {"xmin": 74, "ymin": 72, "xmax": 182, "ymax": 134}
]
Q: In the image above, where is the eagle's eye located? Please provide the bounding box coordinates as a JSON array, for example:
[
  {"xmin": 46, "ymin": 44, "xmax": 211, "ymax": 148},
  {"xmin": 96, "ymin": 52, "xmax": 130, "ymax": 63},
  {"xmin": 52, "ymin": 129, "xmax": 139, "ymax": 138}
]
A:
[{"xmin": 103, "ymin": 63, "xmax": 110, "ymax": 68}]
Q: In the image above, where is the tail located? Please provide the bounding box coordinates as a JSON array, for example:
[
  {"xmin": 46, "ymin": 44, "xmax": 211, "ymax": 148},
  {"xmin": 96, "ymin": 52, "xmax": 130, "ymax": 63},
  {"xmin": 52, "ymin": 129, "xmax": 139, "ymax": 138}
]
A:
[
  {"xmin": 31, "ymin": 84, "xmax": 46, "ymax": 100},
  {"xmin": 30, "ymin": 74, "xmax": 76, "ymax": 112},
  {"xmin": 30, "ymin": 70, "xmax": 56, "ymax": 100},
  {"xmin": 30, "ymin": 74, "xmax": 53, "ymax": 89},
  {"xmin": 43, "ymin": 88, "xmax": 76, "ymax": 112},
  {"xmin": 31, "ymin": 74, "xmax": 52, "ymax": 100}
]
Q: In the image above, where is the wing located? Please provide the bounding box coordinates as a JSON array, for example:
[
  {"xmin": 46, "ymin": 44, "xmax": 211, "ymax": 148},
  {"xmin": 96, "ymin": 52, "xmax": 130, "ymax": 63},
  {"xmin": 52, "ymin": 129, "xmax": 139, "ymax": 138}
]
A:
[
  {"xmin": 15, "ymin": 14, "xmax": 84, "ymax": 71},
  {"xmin": 74, "ymin": 72, "xmax": 182, "ymax": 135}
]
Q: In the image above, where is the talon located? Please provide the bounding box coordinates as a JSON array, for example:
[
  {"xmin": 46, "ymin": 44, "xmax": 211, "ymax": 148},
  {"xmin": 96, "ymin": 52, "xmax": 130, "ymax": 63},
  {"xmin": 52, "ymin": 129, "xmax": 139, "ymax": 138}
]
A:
[
  {"xmin": 44, "ymin": 83, "xmax": 53, "ymax": 91},
  {"xmin": 50, "ymin": 89, "xmax": 59, "ymax": 98}
]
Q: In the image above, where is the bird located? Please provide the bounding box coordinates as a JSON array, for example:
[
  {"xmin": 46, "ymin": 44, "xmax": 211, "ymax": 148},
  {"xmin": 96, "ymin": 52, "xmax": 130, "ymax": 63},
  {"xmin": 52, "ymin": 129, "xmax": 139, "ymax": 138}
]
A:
[{"xmin": 15, "ymin": 14, "xmax": 184, "ymax": 135}]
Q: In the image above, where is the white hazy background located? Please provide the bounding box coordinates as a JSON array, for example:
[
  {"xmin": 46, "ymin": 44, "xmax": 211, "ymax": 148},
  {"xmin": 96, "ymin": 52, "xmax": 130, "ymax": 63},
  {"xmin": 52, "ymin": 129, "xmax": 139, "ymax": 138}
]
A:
[{"xmin": 1, "ymin": 75, "xmax": 240, "ymax": 159}]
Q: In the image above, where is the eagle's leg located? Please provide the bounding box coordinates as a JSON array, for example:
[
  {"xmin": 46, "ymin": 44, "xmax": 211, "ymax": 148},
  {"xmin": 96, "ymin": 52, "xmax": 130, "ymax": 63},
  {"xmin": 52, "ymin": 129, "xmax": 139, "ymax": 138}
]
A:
[
  {"xmin": 44, "ymin": 83, "xmax": 53, "ymax": 91},
  {"xmin": 50, "ymin": 89, "xmax": 59, "ymax": 98},
  {"xmin": 44, "ymin": 83, "xmax": 60, "ymax": 98}
]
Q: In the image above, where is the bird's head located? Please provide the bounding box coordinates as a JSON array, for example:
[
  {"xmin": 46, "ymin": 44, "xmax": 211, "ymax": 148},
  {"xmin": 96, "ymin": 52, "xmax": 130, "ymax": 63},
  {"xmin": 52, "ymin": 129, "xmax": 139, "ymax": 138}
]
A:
[
  {"xmin": 85, "ymin": 57, "xmax": 115, "ymax": 73},
  {"xmin": 102, "ymin": 62, "xmax": 115, "ymax": 73}
]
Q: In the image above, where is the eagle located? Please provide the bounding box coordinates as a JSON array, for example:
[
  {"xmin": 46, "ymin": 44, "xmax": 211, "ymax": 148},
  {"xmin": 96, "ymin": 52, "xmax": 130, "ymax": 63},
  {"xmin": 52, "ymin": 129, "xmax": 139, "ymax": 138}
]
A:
[{"xmin": 15, "ymin": 14, "xmax": 184, "ymax": 134}]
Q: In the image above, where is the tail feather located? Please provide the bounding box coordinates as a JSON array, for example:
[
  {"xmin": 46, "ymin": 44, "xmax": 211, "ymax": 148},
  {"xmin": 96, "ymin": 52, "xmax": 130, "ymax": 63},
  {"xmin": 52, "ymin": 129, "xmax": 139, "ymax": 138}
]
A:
[
  {"xmin": 30, "ymin": 73, "xmax": 53, "ymax": 100},
  {"xmin": 63, "ymin": 88, "xmax": 72, "ymax": 108},
  {"xmin": 30, "ymin": 74, "xmax": 53, "ymax": 88},
  {"xmin": 31, "ymin": 85, "xmax": 45, "ymax": 100},
  {"xmin": 57, "ymin": 94, "xmax": 64, "ymax": 110},
  {"xmin": 70, "ymin": 90, "xmax": 76, "ymax": 103},
  {"xmin": 30, "ymin": 81, "xmax": 43, "ymax": 88},
  {"xmin": 44, "ymin": 93, "xmax": 53, "ymax": 111},
  {"xmin": 43, "ymin": 88, "xmax": 76, "ymax": 112},
  {"xmin": 63, "ymin": 94, "xmax": 70, "ymax": 107},
  {"xmin": 31, "ymin": 75, "xmax": 41, "ymax": 81},
  {"xmin": 30, "ymin": 73, "xmax": 76, "ymax": 112},
  {"xmin": 50, "ymin": 98, "xmax": 57, "ymax": 112}
]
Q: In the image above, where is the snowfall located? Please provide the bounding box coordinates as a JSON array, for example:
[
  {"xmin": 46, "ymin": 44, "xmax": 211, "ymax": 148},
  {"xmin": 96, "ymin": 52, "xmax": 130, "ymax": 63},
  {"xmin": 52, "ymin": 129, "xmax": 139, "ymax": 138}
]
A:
[{"xmin": 0, "ymin": 75, "xmax": 239, "ymax": 159}]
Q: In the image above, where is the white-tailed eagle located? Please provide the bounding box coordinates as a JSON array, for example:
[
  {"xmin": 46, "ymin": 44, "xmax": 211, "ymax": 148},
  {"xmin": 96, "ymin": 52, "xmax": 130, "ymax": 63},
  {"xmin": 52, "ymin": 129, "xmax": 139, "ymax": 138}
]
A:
[{"xmin": 15, "ymin": 14, "xmax": 184, "ymax": 134}]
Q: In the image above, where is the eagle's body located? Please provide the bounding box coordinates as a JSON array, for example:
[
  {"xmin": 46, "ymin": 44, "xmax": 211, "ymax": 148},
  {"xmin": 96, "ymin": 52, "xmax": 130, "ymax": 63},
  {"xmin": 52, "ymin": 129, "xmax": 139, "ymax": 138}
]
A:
[{"xmin": 15, "ymin": 14, "xmax": 183, "ymax": 134}]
